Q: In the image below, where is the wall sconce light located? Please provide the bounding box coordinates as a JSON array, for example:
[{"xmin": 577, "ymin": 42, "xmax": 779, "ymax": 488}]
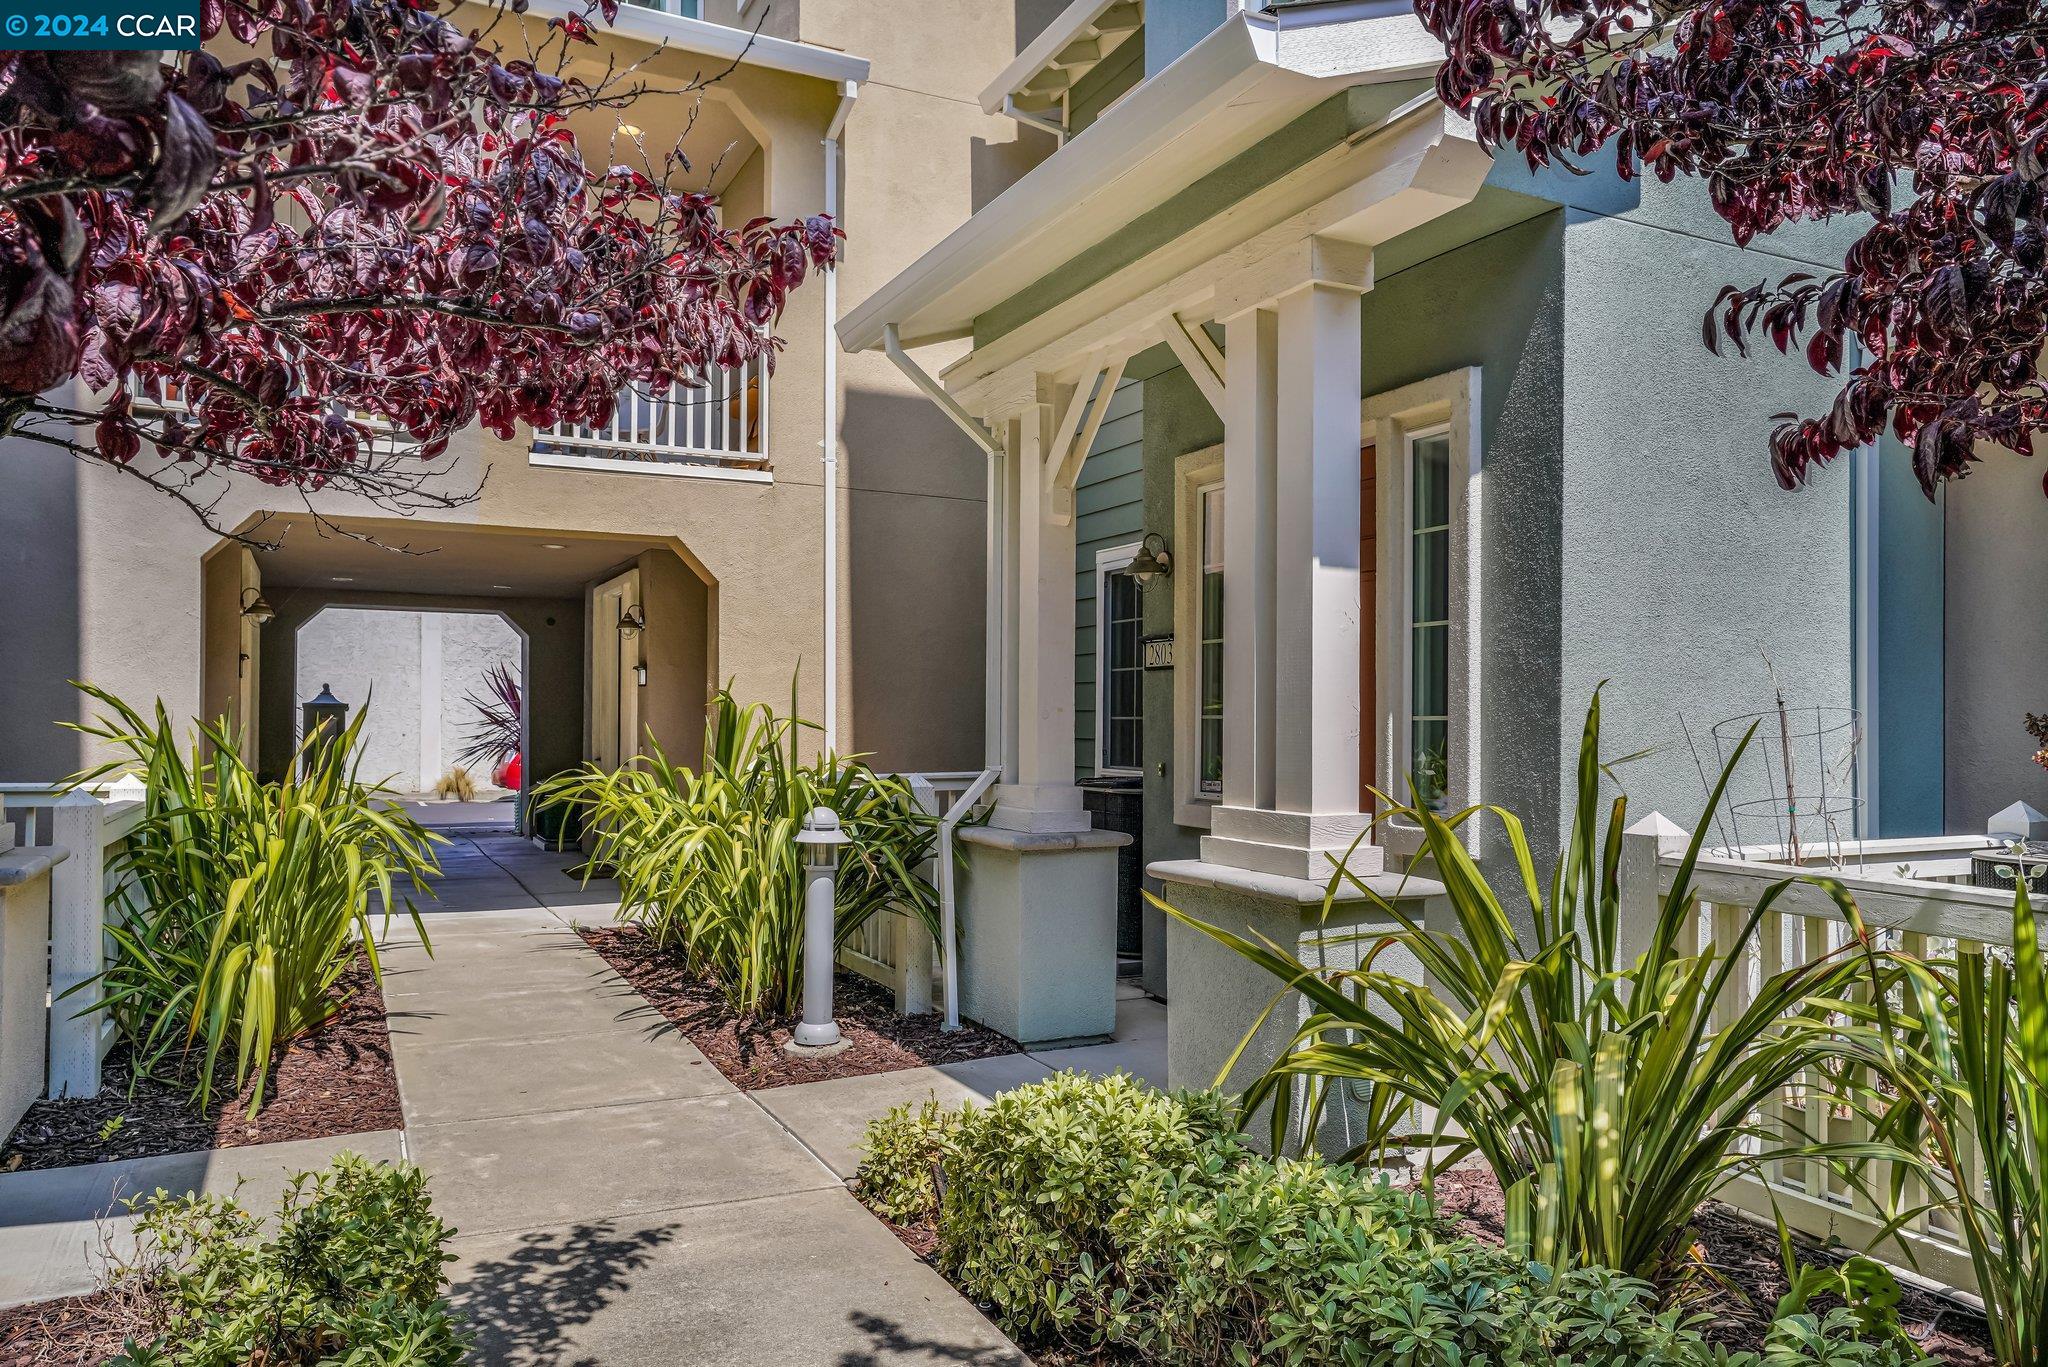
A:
[
  {"xmin": 1128, "ymin": 532, "xmax": 1173, "ymax": 586},
  {"xmin": 617, "ymin": 603, "xmax": 646, "ymax": 636},
  {"xmin": 635, "ymin": 663, "xmax": 648, "ymax": 687},
  {"xmin": 239, "ymin": 587, "xmax": 276, "ymax": 623}
]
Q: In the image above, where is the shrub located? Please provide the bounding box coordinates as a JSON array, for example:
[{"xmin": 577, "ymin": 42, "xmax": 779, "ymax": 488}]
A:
[
  {"xmin": 69, "ymin": 685, "xmax": 441, "ymax": 1114},
  {"xmin": 933, "ymin": 1071, "xmax": 1243, "ymax": 1341},
  {"xmin": 533, "ymin": 685, "xmax": 944, "ymax": 1017},
  {"xmin": 853, "ymin": 1096, "xmax": 960, "ymax": 1226},
  {"xmin": 1163, "ymin": 687, "xmax": 1914, "ymax": 1281},
  {"xmin": 105, "ymin": 1153, "xmax": 465, "ymax": 1366},
  {"xmin": 856, "ymin": 1073, "xmax": 1918, "ymax": 1366}
]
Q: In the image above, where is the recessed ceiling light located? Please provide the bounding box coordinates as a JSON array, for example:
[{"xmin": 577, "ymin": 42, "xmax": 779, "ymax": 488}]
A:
[
  {"xmin": 539, "ymin": 543, "xmax": 567, "ymax": 550},
  {"xmin": 492, "ymin": 584, "xmax": 514, "ymax": 590},
  {"xmin": 331, "ymin": 575, "xmax": 355, "ymax": 583}
]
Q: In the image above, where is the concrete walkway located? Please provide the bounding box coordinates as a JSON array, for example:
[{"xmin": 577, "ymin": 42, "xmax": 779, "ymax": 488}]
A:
[{"xmin": 381, "ymin": 832, "xmax": 1029, "ymax": 1366}]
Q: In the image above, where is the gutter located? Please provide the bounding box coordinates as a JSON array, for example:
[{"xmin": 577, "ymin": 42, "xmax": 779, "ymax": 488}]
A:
[
  {"xmin": 517, "ymin": 0, "xmax": 870, "ymax": 85},
  {"xmin": 820, "ymin": 79, "xmax": 859, "ymax": 755}
]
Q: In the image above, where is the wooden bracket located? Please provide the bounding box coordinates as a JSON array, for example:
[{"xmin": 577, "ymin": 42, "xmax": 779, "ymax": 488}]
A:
[
  {"xmin": 1042, "ymin": 354, "xmax": 1127, "ymax": 524},
  {"xmin": 1159, "ymin": 312, "xmax": 1225, "ymax": 417}
]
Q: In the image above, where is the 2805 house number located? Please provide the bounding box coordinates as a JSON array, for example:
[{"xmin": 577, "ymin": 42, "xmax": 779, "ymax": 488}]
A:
[{"xmin": 1141, "ymin": 635, "xmax": 1173, "ymax": 670}]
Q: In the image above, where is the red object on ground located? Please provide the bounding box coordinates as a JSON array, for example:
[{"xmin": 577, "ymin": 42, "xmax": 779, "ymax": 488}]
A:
[{"xmin": 495, "ymin": 754, "xmax": 522, "ymax": 789}]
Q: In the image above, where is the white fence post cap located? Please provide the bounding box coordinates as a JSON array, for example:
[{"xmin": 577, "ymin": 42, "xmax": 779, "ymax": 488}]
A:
[{"xmin": 1625, "ymin": 811, "xmax": 1689, "ymax": 858}]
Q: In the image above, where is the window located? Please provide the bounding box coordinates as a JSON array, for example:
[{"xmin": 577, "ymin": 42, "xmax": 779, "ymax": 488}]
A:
[
  {"xmin": 1096, "ymin": 549, "xmax": 1144, "ymax": 775},
  {"xmin": 1406, "ymin": 428, "xmax": 1451, "ymax": 808},
  {"xmin": 1172, "ymin": 446, "xmax": 1225, "ymax": 827},
  {"xmin": 1197, "ymin": 484, "xmax": 1225, "ymax": 796}
]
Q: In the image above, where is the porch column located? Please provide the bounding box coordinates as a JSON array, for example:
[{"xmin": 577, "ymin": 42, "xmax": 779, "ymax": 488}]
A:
[
  {"xmin": 952, "ymin": 377, "xmax": 1125, "ymax": 1048},
  {"xmin": 991, "ymin": 383, "xmax": 1090, "ymax": 833},
  {"xmin": 1203, "ymin": 237, "xmax": 1380, "ymax": 880}
]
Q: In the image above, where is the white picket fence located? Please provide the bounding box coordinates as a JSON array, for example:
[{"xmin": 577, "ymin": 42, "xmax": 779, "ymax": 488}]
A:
[
  {"xmin": 838, "ymin": 772, "xmax": 991, "ymax": 1014},
  {"xmin": 0, "ymin": 782, "xmax": 146, "ymax": 1128},
  {"xmin": 1620, "ymin": 818, "xmax": 2021, "ymax": 1293}
]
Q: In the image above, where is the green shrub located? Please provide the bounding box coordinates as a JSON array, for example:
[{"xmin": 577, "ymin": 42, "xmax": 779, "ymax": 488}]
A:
[
  {"xmin": 69, "ymin": 685, "xmax": 441, "ymax": 1114},
  {"xmin": 934, "ymin": 1070, "xmax": 1243, "ymax": 1340},
  {"xmin": 533, "ymin": 685, "xmax": 943, "ymax": 1017},
  {"xmin": 105, "ymin": 1153, "xmax": 465, "ymax": 1366},
  {"xmin": 1162, "ymin": 688, "xmax": 1913, "ymax": 1281},
  {"xmin": 856, "ymin": 1073, "xmax": 1919, "ymax": 1366},
  {"xmin": 853, "ymin": 1095, "xmax": 960, "ymax": 1225}
]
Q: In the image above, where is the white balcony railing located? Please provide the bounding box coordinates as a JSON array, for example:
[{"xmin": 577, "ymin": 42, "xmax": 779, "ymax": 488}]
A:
[{"xmin": 531, "ymin": 358, "xmax": 769, "ymax": 477}]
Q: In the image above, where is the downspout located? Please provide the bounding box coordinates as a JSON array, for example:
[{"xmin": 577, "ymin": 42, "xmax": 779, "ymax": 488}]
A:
[
  {"xmin": 880, "ymin": 324, "xmax": 1002, "ymax": 1031},
  {"xmin": 1001, "ymin": 95, "xmax": 1068, "ymax": 146},
  {"xmin": 820, "ymin": 79, "xmax": 858, "ymax": 756}
]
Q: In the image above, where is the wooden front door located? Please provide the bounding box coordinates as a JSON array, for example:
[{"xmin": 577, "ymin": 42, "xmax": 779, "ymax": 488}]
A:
[{"xmin": 1361, "ymin": 445, "xmax": 1377, "ymax": 812}]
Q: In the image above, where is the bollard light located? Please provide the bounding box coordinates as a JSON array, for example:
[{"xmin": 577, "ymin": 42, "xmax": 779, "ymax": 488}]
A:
[{"xmin": 790, "ymin": 806, "xmax": 852, "ymax": 1051}]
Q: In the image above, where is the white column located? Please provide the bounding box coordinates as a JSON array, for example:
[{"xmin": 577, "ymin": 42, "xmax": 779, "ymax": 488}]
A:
[
  {"xmin": 1220, "ymin": 306, "xmax": 1278, "ymax": 814},
  {"xmin": 46, "ymin": 792, "xmax": 103, "ymax": 1099},
  {"xmin": 1204, "ymin": 238, "xmax": 1378, "ymax": 881},
  {"xmin": 993, "ymin": 388, "xmax": 1089, "ymax": 832}
]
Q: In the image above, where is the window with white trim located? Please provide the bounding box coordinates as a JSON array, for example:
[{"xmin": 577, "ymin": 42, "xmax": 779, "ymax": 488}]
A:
[
  {"xmin": 1095, "ymin": 546, "xmax": 1144, "ymax": 775},
  {"xmin": 1405, "ymin": 426, "xmax": 1452, "ymax": 809},
  {"xmin": 1196, "ymin": 482, "xmax": 1225, "ymax": 797}
]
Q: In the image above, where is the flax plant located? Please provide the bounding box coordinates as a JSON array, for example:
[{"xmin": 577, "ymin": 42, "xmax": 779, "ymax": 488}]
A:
[
  {"xmin": 1163, "ymin": 689, "xmax": 1916, "ymax": 1281},
  {"xmin": 67, "ymin": 684, "xmax": 441, "ymax": 1115},
  {"xmin": 1887, "ymin": 877, "xmax": 2048, "ymax": 1367},
  {"xmin": 535, "ymin": 685, "xmax": 943, "ymax": 1018}
]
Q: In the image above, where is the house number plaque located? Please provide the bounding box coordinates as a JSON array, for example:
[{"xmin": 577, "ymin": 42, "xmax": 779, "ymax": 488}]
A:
[{"xmin": 1141, "ymin": 635, "xmax": 1173, "ymax": 670}]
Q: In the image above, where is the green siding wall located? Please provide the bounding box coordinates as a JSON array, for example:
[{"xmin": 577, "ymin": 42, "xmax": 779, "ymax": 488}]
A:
[
  {"xmin": 1069, "ymin": 29, "xmax": 1144, "ymax": 135},
  {"xmin": 1074, "ymin": 344, "xmax": 1176, "ymax": 777}
]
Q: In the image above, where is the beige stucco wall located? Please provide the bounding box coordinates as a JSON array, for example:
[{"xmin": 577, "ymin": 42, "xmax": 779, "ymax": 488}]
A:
[{"xmin": 0, "ymin": 7, "xmax": 1030, "ymax": 782}]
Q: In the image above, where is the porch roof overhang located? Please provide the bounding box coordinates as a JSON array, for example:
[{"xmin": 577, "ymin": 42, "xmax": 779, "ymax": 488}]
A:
[
  {"xmin": 980, "ymin": 0, "xmax": 1145, "ymax": 122},
  {"xmin": 836, "ymin": 1, "xmax": 1444, "ymax": 360},
  {"xmin": 521, "ymin": 0, "xmax": 872, "ymax": 86}
]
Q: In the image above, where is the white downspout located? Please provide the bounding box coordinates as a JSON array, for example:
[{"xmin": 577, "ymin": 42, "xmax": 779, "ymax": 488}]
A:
[
  {"xmin": 878, "ymin": 325, "xmax": 1004, "ymax": 1030},
  {"xmin": 821, "ymin": 80, "xmax": 858, "ymax": 755}
]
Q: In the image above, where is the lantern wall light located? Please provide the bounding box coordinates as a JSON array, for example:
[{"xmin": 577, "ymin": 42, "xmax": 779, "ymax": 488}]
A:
[
  {"xmin": 1128, "ymin": 532, "xmax": 1172, "ymax": 586},
  {"xmin": 239, "ymin": 587, "xmax": 276, "ymax": 623}
]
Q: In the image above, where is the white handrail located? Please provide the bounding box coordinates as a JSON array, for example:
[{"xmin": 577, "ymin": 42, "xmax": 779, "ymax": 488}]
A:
[{"xmin": 936, "ymin": 766, "xmax": 1000, "ymax": 1031}]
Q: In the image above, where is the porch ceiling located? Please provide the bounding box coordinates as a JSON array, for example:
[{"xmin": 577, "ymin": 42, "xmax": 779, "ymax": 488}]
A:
[{"xmin": 248, "ymin": 517, "xmax": 664, "ymax": 601}]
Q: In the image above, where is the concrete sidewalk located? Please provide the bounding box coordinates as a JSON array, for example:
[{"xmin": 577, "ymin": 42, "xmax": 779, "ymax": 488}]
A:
[{"xmin": 383, "ymin": 832, "xmax": 1027, "ymax": 1366}]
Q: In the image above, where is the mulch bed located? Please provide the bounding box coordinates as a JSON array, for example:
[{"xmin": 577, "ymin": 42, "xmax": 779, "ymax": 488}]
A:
[
  {"xmin": 580, "ymin": 924, "xmax": 1021, "ymax": 1090},
  {"xmin": 1429, "ymin": 1164, "xmax": 1996, "ymax": 1365},
  {"xmin": 2, "ymin": 954, "xmax": 402, "ymax": 1172},
  {"xmin": 0, "ymin": 1290, "xmax": 136, "ymax": 1367}
]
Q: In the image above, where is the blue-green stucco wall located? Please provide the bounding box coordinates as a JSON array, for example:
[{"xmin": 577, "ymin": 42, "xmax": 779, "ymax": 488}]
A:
[{"xmin": 1872, "ymin": 435, "xmax": 1945, "ymax": 835}]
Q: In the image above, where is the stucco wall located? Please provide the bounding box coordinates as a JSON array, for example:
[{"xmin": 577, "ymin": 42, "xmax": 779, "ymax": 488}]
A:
[
  {"xmin": 1943, "ymin": 451, "xmax": 2048, "ymax": 832},
  {"xmin": 288, "ymin": 608, "xmax": 523, "ymax": 792},
  {"xmin": 1557, "ymin": 177, "xmax": 1856, "ymax": 843},
  {"xmin": 1874, "ymin": 433, "xmax": 1946, "ymax": 835}
]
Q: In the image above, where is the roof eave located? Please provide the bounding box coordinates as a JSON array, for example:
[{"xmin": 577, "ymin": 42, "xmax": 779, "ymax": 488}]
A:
[
  {"xmin": 519, "ymin": 0, "xmax": 871, "ymax": 85},
  {"xmin": 838, "ymin": 3, "xmax": 1440, "ymax": 355}
]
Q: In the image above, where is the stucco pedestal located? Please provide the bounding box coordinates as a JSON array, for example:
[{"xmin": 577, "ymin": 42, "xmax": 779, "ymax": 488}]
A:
[
  {"xmin": 1151, "ymin": 857, "xmax": 1444, "ymax": 1155},
  {"xmin": 957, "ymin": 826, "xmax": 1130, "ymax": 1048}
]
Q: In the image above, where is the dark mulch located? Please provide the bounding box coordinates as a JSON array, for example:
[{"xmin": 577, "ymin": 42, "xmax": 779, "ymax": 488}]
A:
[
  {"xmin": 580, "ymin": 924, "xmax": 1021, "ymax": 1090},
  {"xmin": 2, "ymin": 954, "xmax": 402, "ymax": 1172},
  {"xmin": 0, "ymin": 1290, "xmax": 138, "ymax": 1367},
  {"xmin": 1428, "ymin": 1165, "xmax": 1995, "ymax": 1365}
]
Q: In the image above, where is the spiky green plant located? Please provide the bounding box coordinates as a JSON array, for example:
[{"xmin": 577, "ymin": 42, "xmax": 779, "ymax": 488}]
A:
[
  {"xmin": 1162, "ymin": 688, "xmax": 1915, "ymax": 1281},
  {"xmin": 533, "ymin": 684, "xmax": 943, "ymax": 1017},
  {"xmin": 1890, "ymin": 876, "xmax": 2048, "ymax": 1367},
  {"xmin": 66, "ymin": 684, "xmax": 441, "ymax": 1115}
]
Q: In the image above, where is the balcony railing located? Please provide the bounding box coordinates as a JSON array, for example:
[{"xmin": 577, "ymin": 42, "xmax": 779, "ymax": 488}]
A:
[{"xmin": 530, "ymin": 358, "xmax": 769, "ymax": 477}]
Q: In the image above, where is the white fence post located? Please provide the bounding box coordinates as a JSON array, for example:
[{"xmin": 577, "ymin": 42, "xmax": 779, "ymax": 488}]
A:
[
  {"xmin": 0, "ymin": 836, "xmax": 68, "ymax": 1138},
  {"xmin": 1616, "ymin": 812, "xmax": 1687, "ymax": 970},
  {"xmin": 898, "ymin": 777, "xmax": 939, "ymax": 1015},
  {"xmin": 47, "ymin": 790, "xmax": 107, "ymax": 1099}
]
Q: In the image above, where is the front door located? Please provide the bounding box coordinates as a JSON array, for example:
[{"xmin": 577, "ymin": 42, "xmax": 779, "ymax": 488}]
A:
[{"xmin": 590, "ymin": 569, "xmax": 641, "ymax": 770}]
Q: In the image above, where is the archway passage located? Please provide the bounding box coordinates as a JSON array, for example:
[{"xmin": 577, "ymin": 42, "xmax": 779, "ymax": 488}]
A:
[
  {"xmin": 294, "ymin": 606, "xmax": 527, "ymax": 832},
  {"xmin": 198, "ymin": 516, "xmax": 715, "ymax": 841}
]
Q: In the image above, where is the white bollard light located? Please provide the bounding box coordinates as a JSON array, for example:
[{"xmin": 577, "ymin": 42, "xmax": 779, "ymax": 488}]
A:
[{"xmin": 790, "ymin": 806, "xmax": 852, "ymax": 1051}]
